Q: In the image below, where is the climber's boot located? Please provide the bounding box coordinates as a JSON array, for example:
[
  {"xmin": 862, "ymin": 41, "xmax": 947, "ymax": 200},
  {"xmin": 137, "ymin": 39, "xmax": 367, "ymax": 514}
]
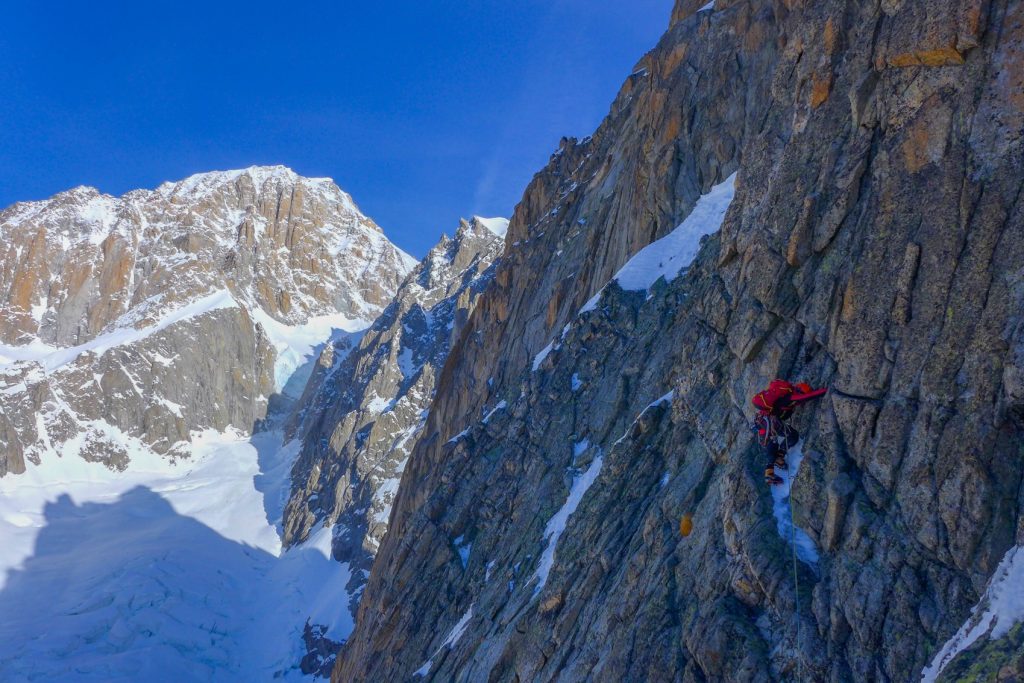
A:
[{"xmin": 764, "ymin": 466, "xmax": 784, "ymax": 486}]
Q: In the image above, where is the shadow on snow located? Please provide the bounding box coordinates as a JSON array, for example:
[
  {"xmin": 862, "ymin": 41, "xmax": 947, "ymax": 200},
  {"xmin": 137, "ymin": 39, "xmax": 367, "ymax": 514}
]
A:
[{"xmin": 0, "ymin": 487, "xmax": 276, "ymax": 682}]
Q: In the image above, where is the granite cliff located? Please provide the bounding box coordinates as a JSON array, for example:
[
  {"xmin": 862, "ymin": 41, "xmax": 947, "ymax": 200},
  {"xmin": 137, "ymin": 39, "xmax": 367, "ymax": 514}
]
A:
[{"xmin": 329, "ymin": 1, "xmax": 1024, "ymax": 681}]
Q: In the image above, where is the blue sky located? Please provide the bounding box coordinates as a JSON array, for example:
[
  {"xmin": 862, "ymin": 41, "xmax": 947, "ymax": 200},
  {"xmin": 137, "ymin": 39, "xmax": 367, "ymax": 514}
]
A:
[{"xmin": 0, "ymin": 1, "xmax": 672, "ymax": 256}]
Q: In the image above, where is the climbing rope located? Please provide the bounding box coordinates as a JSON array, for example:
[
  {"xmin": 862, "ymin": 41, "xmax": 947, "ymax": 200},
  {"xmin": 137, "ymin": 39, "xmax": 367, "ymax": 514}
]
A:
[{"xmin": 790, "ymin": 484, "xmax": 803, "ymax": 681}]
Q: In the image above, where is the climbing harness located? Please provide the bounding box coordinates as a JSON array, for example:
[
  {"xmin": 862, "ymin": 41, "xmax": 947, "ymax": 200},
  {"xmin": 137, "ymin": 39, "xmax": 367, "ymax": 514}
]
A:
[{"xmin": 753, "ymin": 414, "xmax": 795, "ymax": 448}]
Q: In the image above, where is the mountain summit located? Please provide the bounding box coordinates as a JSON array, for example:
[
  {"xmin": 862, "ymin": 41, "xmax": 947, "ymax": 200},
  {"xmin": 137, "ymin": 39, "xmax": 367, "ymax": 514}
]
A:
[{"xmin": 0, "ymin": 165, "xmax": 414, "ymax": 348}]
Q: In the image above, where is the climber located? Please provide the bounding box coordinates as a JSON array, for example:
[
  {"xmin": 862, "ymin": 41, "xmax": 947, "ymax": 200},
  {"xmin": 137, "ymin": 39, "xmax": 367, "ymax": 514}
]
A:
[{"xmin": 752, "ymin": 379, "xmax": 827, "ymax": 485}]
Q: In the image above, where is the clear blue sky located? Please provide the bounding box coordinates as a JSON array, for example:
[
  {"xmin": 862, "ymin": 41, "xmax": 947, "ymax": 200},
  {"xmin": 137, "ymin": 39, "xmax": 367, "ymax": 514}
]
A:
[{"xmin": 0, "ymin": 1, "xmax": 672, "ymax": 256}]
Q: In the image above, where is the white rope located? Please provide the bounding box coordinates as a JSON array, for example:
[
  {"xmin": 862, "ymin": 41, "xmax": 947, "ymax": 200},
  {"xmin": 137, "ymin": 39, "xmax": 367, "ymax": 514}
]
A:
[{"xmin": 790, "ymin": 488, "xmax": 803, "ymax": 681}]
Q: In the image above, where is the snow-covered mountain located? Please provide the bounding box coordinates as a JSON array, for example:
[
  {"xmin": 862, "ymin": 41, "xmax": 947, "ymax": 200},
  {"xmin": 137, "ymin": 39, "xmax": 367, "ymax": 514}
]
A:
[
  {"xmin": 0, "ymin": 166, "xmax": 415, "ymax": 475},
  {"xmin": 285, "ymin": 216, "xmax": 508, "ymax": 547},
  {"xmin": 0, "ymin": 166, "xmax": 421, "ymax": 679}
]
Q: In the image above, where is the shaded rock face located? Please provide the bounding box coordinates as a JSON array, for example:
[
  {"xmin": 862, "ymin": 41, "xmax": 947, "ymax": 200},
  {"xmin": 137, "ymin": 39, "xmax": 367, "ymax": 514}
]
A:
[
  {"xmin": 334, "ymin": 1, "xmax": 1024, "ymax": 682},
  {"xmin": 301, "ymin": 622, "xmax": 346, "ymax": 678},
  {"xmin": 0, "ymin": 167, "xmax": 415, "ymax": 476},
  {"xmin": 282, "ymin": 217, "xmax": 505, "ymax": 610}
]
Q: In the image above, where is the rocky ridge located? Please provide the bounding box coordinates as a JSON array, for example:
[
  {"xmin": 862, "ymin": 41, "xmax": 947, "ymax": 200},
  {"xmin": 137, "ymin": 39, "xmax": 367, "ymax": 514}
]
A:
[
  {"xmin": 332, "ymin": 1, "xmax": 1024, "ymax": 681},
  {"xmin": 0, "ymin": 167, "xmax": 415, "ymax": 475},
  {"xmin": 281, "ymin": 216, "xmax": 507, "ymax": 619}
]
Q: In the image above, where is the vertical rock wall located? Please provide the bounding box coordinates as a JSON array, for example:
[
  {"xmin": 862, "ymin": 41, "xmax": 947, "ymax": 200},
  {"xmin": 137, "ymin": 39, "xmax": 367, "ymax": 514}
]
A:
[{"xmin": 335, "ymin": 1, "xmax": 1024, "ymax": 681}]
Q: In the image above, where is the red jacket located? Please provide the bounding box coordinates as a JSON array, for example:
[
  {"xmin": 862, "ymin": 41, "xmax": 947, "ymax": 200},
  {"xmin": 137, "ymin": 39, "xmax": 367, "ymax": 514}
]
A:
[{"xmin": 752, "ymin": 380, "xmax": 826, "ymax": 418}]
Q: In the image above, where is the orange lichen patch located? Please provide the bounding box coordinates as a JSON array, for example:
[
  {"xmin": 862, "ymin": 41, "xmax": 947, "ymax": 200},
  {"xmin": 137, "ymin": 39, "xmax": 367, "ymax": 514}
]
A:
[
  {"xmin": 887, "ymin": 52, "xmax": 922, "ymax": 68},
  {"xmin": 811, "ymin": 72, "xmax": 833, "ymax": 108},
  {"xmin": 679, "ymin": 514, "xmax": 694, "ymax": 537},
  {"xmin": 886, "ymin": 44, "xmax": 965, "ymax": 68},
  {"xmin": 918, "ymin": 46, "xmax": 966, "ymax": 66},
  {"xmin": 823, "ymin": 17, "xmax": 839, "ymax": 56}
]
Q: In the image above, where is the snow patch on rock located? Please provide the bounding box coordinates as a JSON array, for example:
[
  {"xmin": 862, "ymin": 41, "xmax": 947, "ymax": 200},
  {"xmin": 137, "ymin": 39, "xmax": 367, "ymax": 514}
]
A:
[
  {"xmin": 771, "ymin": 441, "xmax": 820, "ymax": 568},
  {"xmin": 534, "ymin": 452, "xmax": 605, "ymax": 594},
  {"xmin": 474, "ymin": 216, "xmax": 510, "ymax": 238},
  {"xmin": 482, "ymin": 400, "xmax": 508, "ymax": 424},
  {"xmin": 532, "ymin": 341, "xmax": 557, "ymax": 371},
  {"xmin": 579, "ymin": 173, "xmax": 736, "ymax": 315},
  {"xmin": 921, "ymin": 544, "xmax": 1024, "ymax": 682},
  {"xmin": 413, "ymin": 604, "xmax": 475, "ymax": 677}
]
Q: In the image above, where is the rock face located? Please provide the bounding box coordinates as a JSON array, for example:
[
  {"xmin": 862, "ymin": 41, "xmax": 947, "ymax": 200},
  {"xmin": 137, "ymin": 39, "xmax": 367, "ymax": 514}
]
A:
[
  {"xmin": 0, "ymin": 167, "xmax": 415, "ymax": 476},
  {"xmin": 332, "ymin": 1, "xmax": 1024, "ymax": 682},
  {"xmin": 282, "ymin": 217, "xmax": 506, "ymax": 610}
]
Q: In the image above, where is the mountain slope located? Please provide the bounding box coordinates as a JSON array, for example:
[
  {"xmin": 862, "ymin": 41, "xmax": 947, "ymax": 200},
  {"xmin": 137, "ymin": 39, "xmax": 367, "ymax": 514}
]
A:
[
  {"xmin": 335, "ymin": 1, "xmax": 1024, "ymax": 681},
  {"xmin": 0, "ymin": 166, "xmax": 415, "ymax": 476}
]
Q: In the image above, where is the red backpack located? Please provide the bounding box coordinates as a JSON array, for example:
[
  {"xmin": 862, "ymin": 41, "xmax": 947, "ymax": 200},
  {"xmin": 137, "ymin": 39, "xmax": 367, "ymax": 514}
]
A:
[{"xmin": 752, "ymin": 379, "xmax": 795, "ymax": 414}]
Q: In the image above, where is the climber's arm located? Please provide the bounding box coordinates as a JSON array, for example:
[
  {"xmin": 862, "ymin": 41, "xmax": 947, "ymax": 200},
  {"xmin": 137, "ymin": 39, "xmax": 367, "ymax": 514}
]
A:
[{"xmin": 790, "ymin": 387, "xmax": 827, "ymax": 404}]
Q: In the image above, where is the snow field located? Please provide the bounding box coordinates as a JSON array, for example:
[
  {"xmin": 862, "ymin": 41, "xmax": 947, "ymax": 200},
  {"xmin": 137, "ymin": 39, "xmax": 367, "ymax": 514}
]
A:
[
  {"xmin": 0, "ymin": 428, "xmax": 355, "ymax": 682},
  {"xmin": 0, "ymin": 286, "xmax": 372, "ymax": 680}
]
